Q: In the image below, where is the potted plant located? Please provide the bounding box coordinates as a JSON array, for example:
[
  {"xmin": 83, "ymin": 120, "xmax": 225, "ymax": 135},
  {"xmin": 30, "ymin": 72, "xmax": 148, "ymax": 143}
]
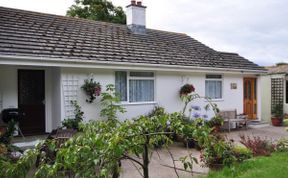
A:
[
  {"xmin": 208, "ymin": 116, "xmax": 224, "ymax": 132},
  {"xmin": 271, "ymin": 104, "xmax": 283, "ymax": 126},
  {"xmin": 81, "ymin": 78, "xmax": 101, "ymax": 103}
]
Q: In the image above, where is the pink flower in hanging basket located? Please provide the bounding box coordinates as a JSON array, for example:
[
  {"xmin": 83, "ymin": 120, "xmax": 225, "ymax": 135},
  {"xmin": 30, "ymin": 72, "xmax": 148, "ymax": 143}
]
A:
[{"xmin": 94, "ymin": 85, "xmax": 101, "ymax": 96}]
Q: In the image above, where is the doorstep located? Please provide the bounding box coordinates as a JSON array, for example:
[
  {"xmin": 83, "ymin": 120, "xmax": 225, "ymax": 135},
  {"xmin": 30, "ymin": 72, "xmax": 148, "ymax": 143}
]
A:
[{"xmin": 12, "ymin": 134, "xmax": 48, "ymax": 150}]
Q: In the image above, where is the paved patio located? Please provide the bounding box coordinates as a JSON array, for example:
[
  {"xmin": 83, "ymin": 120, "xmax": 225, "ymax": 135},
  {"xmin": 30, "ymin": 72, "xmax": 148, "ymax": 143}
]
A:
[{"xmin": 120, "ymin": 126, "xmax": 288, "ymax": 178}]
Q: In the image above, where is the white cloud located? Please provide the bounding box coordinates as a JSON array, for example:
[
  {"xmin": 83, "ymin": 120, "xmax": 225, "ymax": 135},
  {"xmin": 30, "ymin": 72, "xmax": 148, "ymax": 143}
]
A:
[{"xmin": 1, "ymin": 0, "xmax": 287, "ymax": 66}]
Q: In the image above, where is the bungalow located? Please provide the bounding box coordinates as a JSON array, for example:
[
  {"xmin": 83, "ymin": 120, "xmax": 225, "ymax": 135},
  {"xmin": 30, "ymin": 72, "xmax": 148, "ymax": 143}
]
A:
[{"xmin": 0, "ymin": 1, "xmax": 266, "ymax": 135}]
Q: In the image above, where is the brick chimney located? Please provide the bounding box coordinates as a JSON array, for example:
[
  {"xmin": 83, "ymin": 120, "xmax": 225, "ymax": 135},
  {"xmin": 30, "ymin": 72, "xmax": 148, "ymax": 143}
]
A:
[{"xmin": 126, "ymin": 1, "xmax": 146, "ymax": 34}]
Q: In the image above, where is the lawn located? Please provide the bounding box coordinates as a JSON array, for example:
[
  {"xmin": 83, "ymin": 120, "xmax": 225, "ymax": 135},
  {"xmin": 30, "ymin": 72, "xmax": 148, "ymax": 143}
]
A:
[{"xmin": 200, "ymin": 152, "xmax": 288, "ymax": 178}]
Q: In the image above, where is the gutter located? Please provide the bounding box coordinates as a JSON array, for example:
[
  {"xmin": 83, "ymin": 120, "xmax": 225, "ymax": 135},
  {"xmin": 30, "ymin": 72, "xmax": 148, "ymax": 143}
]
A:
[{"xmin": 0, "ymin": 55, "xmax": 267, "ymax": 75}]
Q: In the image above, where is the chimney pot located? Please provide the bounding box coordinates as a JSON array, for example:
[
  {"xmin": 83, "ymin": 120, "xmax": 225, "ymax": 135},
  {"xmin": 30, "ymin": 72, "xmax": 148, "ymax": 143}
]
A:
[
  {"xmin": 137, "ymin": 1, "xmax": 142, "ymax": 6},
  {"xmin": 131, "ymin": 0, "xmax": 136, "ymax": 5}
]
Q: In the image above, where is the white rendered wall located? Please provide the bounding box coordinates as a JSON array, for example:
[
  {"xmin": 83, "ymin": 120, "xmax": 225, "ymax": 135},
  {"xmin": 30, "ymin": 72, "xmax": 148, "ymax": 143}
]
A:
[
  {"xmin": 0, "ymin": 66, "xmax": 18, "ymax": 109},
  {"xmin": 60, "ymin": 68, "xmax": 246, "ymax": 122},
  {"xmin": 260, "ymin": 75, "xmax": 271, "ymax": 122},
  {"xmin": 50, "ymin": 67, "xmax": 62, "ymax": 130}
]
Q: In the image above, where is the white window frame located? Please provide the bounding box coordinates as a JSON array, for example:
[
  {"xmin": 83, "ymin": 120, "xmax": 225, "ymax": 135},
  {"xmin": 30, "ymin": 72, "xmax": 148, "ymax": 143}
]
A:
[
  {"xmin": 205, "ymin": 74, "xmax": 223, "ymax": 101},
  {"xmin": 115, "ymin": 71, "xmax": 156, "ymax": 104}
]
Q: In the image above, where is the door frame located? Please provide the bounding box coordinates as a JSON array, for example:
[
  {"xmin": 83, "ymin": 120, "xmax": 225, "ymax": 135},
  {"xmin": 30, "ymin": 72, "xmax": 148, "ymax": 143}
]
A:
[
  {"xmin": 17, "ymin": 69, "xmax": 48, "ymax": 134},
  {"xmin": 243, "ymin": 77, "xmax": 257, "ymax": 120}
]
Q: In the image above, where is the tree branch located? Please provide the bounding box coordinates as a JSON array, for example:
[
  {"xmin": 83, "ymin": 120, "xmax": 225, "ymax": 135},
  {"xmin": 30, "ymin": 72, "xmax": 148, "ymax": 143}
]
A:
[
  {"xmin": 165, "ymin": 146, "xmax": 180, "ymax": 178},
  {"xmin": 122, "ymin": 154, "xmax": 144, "ymax": 168}
]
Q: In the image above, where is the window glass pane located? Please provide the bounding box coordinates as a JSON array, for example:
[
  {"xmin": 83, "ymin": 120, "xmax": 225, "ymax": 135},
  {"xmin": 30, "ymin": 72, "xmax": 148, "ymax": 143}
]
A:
[
  {"xmin": 206, "ymin": 75, "xmax": 222, "ymax": 79},
  {"xmin": 254, "ymin": 79, "xmax": 257, "ymax": 100},
  {"xmin": 115, "ymin": 71, "xmax": 127, "ymax": 101},
  {"xmin": 130, "ymin": 72, "xmax": 154, "ymax": 77},
  {"xmin": 205, "ymin": 80, "xmax": 222, "ymax": 99},
  {"xmin": 247, "ymin": 81, "xmax": 251, "ymax": 99},
  {"xmin": 129, "ymin": 80, "xmax": 154, "ymax": 102}
]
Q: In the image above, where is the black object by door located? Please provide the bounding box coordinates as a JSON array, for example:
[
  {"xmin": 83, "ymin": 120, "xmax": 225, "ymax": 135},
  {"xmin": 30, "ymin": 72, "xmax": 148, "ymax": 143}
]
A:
[{"xmin": 18, "ymin": 70, "xmax": 45, "ymax": 135}]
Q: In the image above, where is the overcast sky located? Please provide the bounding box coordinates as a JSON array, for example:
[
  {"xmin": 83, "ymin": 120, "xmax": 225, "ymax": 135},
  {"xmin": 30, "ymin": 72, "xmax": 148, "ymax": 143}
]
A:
[{"xmin": 1, "ymin": 0, "xmax": 287, "ymax": 66}]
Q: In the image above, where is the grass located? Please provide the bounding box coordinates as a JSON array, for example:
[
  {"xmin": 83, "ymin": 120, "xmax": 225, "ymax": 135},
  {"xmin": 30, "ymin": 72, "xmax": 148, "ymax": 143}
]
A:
[{"xmin": 200, "ymin": 152, "xmax": 288, "ymax": 178}]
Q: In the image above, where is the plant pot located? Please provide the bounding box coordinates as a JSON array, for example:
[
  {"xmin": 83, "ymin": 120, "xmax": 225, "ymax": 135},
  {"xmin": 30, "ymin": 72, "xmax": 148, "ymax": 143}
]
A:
[
  {"xmin": 183, "ymin": 139, "xmax": 197, "ymax": 148},
  {"xmin": 175, "ymin": 134, "xmax": 185, "ymax": 142},
  {"xmin": 271, "ymin": 117, "xmax": 282, "ymax": 126},
  {"xmin": 212, "ymin": 125, "xmax": 221, "ymax": 133}
]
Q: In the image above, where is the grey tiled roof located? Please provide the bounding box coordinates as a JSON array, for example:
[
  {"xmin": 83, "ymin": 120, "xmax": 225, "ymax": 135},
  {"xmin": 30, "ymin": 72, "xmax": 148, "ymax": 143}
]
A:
[
  {"xmin": 266, "ymin": 64, "xmax": 288, "ymax": 74},
  {"xmin": 0, "ymin": 6, "xmax": 265, "ymax": 71}
]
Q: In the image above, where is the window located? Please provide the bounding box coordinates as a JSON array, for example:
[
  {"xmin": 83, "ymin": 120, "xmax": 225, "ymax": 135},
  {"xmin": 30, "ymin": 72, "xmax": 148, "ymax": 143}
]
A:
[
  {"xmin": 115, "ymin": 71, "xmax": 155, "ymax": 103},
  {"xmin": 205, "ymin": 74, "xmax": 222, "ymax": 99}
]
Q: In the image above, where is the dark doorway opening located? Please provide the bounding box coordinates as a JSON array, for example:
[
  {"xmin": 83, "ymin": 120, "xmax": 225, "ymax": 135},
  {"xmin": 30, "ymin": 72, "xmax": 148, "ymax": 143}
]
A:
[{"xmin": 18, "ymin": 69, "xmax": 45, "ymax": 135}]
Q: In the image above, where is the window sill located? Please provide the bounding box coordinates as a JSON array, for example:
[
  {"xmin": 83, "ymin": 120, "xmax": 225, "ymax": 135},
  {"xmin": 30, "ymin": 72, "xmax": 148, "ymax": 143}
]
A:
[
  {"xmin": 117, "ymin": 101, "xmax": 157, "ymax": 106},
  {"xmin": 208, "ymin": 99, "xmax": 224, "ymax": 102}
]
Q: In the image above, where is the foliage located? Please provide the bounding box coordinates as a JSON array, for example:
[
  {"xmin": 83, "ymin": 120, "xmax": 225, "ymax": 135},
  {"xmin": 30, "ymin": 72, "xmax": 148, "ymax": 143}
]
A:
[
  {"xmin": 4, "ymin": 112, "xmax": 198, "ymax": 178},
  {"xmin": 207, "ymin": 115, "xmax": 224, "ymax": 127},
  {"xmin": 100, "ymin": 84, "xmax": 126, "ymax": 121},
  {"xmin": 283, "ymin": 118, "xmax": 288, "ymax": 126},
  {"xmin": 67, "ymin": 0, "xmax": 126, "ymax": 24},
  {"xmin": 0, "ymin": 144, "xmax": 40, "ymax": 178},
  {"xmin": 0, "ymin": 120, "xmax": 16, "ymax": 145},
  {"xmin": 0, "ymin": 87, "xmax": 236, "ymax": 177},
  {"xmin": 81, "ymin": 77, "xmax": 101, "ymax": 103},
  {"xmin": 62, "ymin": 101, "xmax": 84, "ymax": 131},
  {"xmin": 200, "ymin": 135, "xmax": 236, "ymax": 167},
  {"xmin": 276, "ymin": 138, "xmax": 288, "ymax": 152},
  {"xmin": 240, "ymin": 135, "xmax": 276, "ymax": 156},
  {"xmin": 0, "ymin": 143, "xmax": 8, "ymax": 155},
  {"xmin": 200, "ymin": 152, "xmax": 288, "ymax": 178},
  {"xmin": 180, "ymin": 84, "xmax": 195, "ymax": 96},
  {"xmin": 147, "ymin": 106, "xmax": 166, "ymax": 117},
  {"xmin": 271, "ymin": 104, "xmax": 284, "ymax": 118},
  {"xmin": 232, "ymin": 145, "xmax": 253, "ymax": 162}
]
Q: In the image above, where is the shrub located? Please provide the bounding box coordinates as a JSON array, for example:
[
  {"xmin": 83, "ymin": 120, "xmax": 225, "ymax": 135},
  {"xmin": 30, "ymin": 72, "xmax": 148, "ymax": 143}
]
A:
[
  {"xmin": 240, "ymin": 135, "xmax": 276, "ymax": 156},
  {"xmin": 0, "ymin": 120, "xmax": 16, "ymax": 145},
  {"xmin": 100, "ymin": 84, "xmax": 126, "ymax": 121},
  {"xmin": 232, "ymin": 145, "xmax": 253, "ymax": 162},
  {"xmin": 147, "ymin": 106, "xmax": 166, "ymax": 117},
  {"xmin": 200, "ymin": 135, "xmax": 236, "ymax": 168},
  {"xmin": 62, "ymin": 101, "xmax": 84, "ymax": 130},
  {"xmin": 283, "ymin": 119, "xmax": 288, "ymax": 126},
  {"xmin": 207, "ymin": 115, "xmax": 224, "ymax": 127},
  {"xmin": 276, "ymin": 138, "xmax": 288, "ymax": 152}
]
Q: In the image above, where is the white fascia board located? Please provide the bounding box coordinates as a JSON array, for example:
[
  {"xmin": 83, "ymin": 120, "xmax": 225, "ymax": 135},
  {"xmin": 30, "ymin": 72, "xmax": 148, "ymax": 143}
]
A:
[{"xmin": 0, "ymin": 55, "xmax": 267, "ymax": 75}]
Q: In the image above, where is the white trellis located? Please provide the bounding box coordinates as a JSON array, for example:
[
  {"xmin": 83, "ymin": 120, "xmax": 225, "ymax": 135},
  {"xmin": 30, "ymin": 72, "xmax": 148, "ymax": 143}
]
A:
[{"xmin": 62, "ymin": 75, "xmax": 79, "ymax": 119}]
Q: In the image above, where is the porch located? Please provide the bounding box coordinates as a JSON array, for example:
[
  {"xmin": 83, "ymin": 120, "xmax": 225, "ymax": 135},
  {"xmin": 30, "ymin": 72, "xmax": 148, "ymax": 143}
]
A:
[{"xmin": 0, "ymin": 64, "xmax": 61, "ymax": 136}]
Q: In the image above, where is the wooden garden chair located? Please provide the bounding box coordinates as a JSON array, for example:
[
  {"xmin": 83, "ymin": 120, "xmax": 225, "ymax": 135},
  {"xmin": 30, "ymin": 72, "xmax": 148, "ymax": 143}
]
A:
[{"xmin": 218, "ymin": 110, "xmax": 248, "ymax": 132}]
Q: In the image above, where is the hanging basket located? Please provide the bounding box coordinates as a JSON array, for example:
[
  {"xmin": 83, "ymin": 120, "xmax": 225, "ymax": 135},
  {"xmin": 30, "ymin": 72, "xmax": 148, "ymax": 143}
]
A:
[
  {"xmin": 81, "ymin": 78, "xmax": 101, "ymax": 103},
  {"xmin": 179, "ymin": 84, "xmax": 195, "ymax": 96}
]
